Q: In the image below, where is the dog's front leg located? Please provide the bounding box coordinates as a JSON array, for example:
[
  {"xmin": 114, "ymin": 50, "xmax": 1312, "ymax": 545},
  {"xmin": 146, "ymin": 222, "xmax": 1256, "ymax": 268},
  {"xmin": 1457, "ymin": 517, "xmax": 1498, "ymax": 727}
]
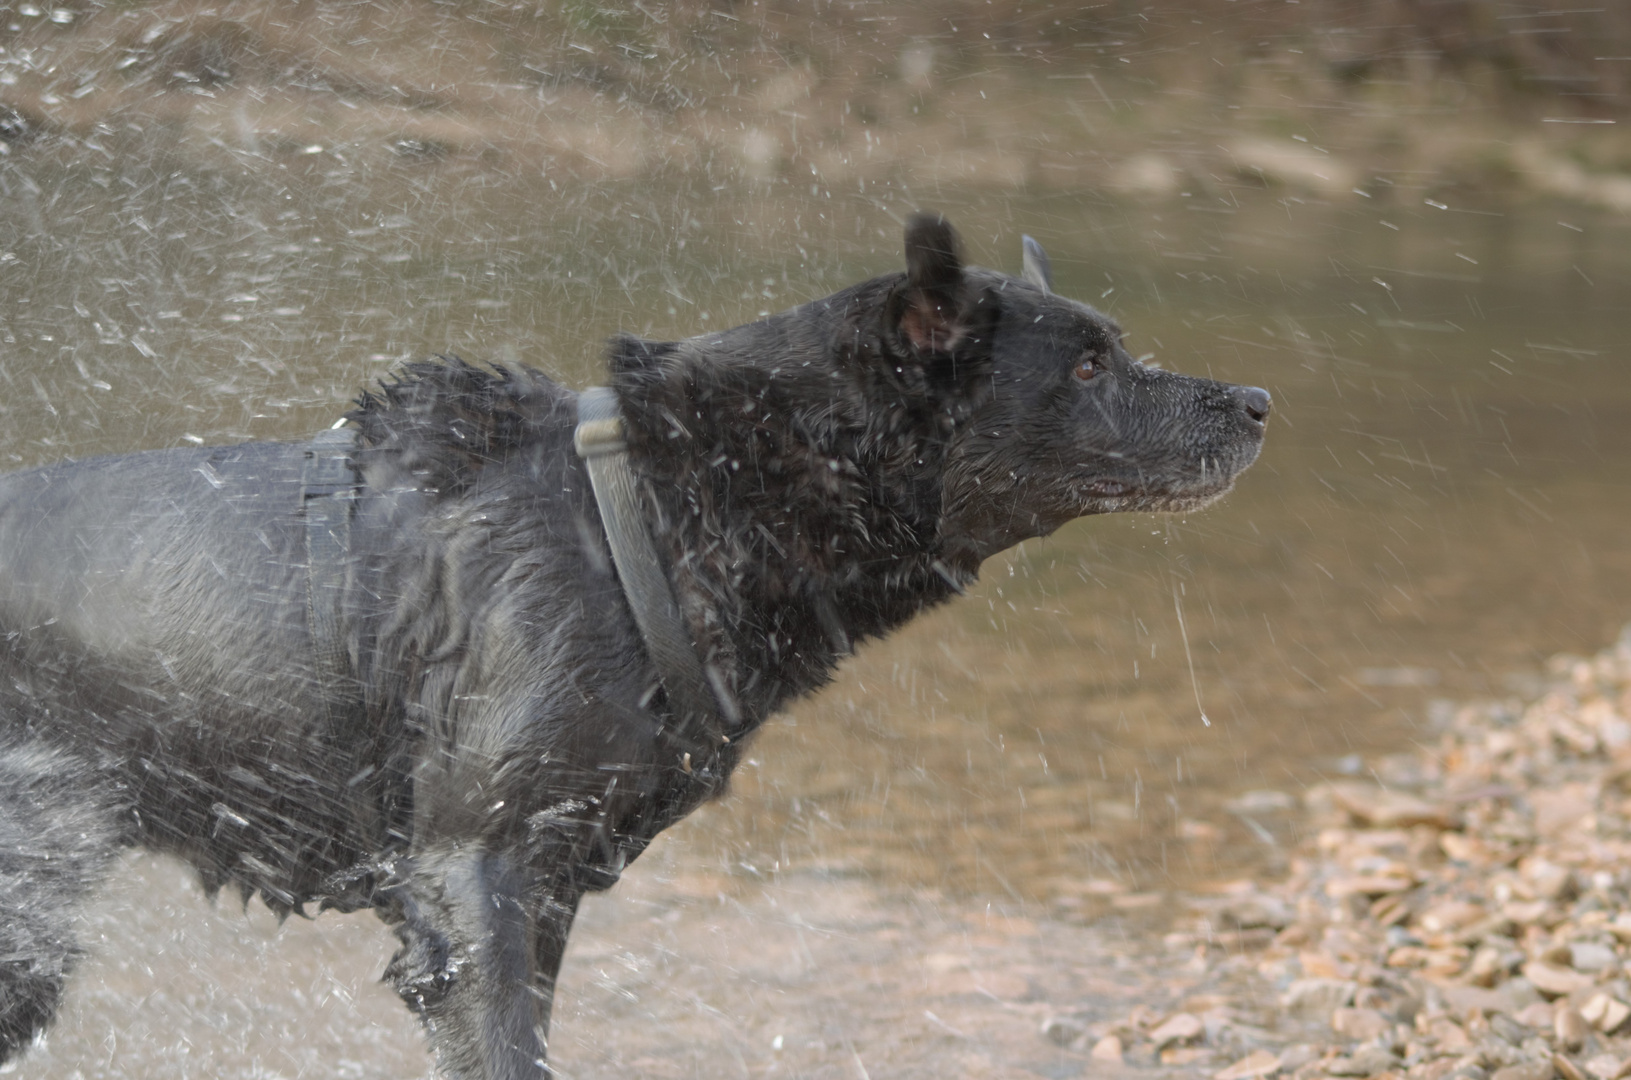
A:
[
  {"xmin": 528, "ymin": 881, "xmax": 580, "ymax": 1058},
  {"xmin": 386, "ymin": 848, "xmax": 580, "ymax": 1079}
]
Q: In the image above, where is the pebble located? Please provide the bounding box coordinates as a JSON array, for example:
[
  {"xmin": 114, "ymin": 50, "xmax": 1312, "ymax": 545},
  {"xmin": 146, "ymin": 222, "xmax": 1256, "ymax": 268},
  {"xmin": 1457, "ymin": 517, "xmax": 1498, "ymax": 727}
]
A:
[
  {"xmin": 1089, "ymin": 1034, "xmax": 1124, "ymax": 1062},
  {"xmin": 1284, "ymin": 977, "xmax": 1358, "ymax": 1018},
  {"xmin": 1584, "ymin": 1055, "xmax": 1625, "ymax": 1080},
  {"xmin": 1147, "ymin": 1011, "xmax": 1204, "ymax": 1048},
  {"xmin": 1558, "ymin": 1005, "xmax": 1592, "ymax": 1050},
  {"xmin": 1333, "ymin": 1006, "xmax": 1393, "ymax": 1040},
  {"xmin": 1328, "ymin": 1045, "xmax": 1403, "ymax": 1076},
  {"xmin": 1025, "ymin": 624, "xmax": 1631, "ymax": 1080},
  {"xmin": 1491, "ymin": 1065, "xmax": 1555, "ymax": 1080},
  {"xmin": 1329, "ymin": 783, "xmax": 1455, "ymax": 829},
  {"xmin": 1038, "ymin": 1014, "xmax": 1087, "ymax": 1047},
  {"xmin": 1584, "ymin": 994, "xmax": 1631, "ymax": 1034},
  {"xmin": 1212, "ymin": 1048, "xmax": 1280, "ymax": 1079},
  {"xmin": 1528, "ymin": 961, "xmax": 1598, "ymax": 998},
  {"xmin": 1278, "ymin": 1043, "xmax": 1322, "ymax": 1071},
  {"xmin": 1574, "ymin": 944, "xmax": 1621, "ymax": 973}
]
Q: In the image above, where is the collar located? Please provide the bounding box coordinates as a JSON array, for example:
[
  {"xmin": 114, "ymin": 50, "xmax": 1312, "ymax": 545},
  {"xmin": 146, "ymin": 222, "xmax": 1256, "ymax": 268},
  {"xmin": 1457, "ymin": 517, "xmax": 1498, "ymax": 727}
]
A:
[
  {"xmin": 302, "ymin": 425, "xmax": 409, "ymax": 850},
  {"xmin": 574, "ymin": 387, "xmax": 732, "ymax": 770}
]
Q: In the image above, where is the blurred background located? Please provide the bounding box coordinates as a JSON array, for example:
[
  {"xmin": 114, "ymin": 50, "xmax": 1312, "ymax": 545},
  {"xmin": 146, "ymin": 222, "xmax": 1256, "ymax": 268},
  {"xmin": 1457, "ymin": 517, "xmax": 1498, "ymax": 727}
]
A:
[{"xmin": 2, "ymin": 2, "xmax": 1630, "ymax": 1077}]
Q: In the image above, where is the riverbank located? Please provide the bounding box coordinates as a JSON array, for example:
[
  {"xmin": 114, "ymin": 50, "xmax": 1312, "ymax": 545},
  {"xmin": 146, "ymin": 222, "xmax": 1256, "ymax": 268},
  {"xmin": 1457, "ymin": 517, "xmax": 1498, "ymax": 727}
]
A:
[
  {"xmin": 3, "ymin": 2, "xmax": 1631, "ymax": 214},
  {"xmin": 579, "ymin": 620, "xmax": 1631, "ymax": 1080},
  {"xmin": 1037, "ymin": 622, "xmax": 1631, "ymax": 1079}
]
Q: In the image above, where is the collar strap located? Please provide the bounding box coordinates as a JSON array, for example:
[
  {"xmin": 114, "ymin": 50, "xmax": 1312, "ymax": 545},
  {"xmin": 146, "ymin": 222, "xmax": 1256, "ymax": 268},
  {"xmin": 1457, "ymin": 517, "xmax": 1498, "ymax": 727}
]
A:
[
  {"xmin": 302, "ymin": 426, "xmax": 398, "ymax": 846},
  {"xmin": 303, "ymin": 426, "xmax": 360, "ymax": 704},
  {"xmin": 574, "ymin": 387, "xmax": 729, "ymax": 758}
]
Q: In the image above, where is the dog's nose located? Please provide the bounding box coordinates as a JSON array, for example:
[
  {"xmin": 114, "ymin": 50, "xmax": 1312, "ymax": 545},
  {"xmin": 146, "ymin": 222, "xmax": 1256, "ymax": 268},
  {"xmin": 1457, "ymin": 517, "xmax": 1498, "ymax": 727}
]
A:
[{"xmin": 1235, "ymin": 386, "xmax": 1272, "ymax": 423}]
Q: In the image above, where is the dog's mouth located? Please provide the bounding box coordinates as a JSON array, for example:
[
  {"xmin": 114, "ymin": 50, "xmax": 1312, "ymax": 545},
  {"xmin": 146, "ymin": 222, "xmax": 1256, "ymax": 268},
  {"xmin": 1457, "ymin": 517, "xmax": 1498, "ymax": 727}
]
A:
[
  {"xmin": 1075, "ymin": 440, "xmax": 1263, "ymax": 514},
  {"xmin": 1075, "ymin": 473, "xmax": 1240, "ymax": 514}
]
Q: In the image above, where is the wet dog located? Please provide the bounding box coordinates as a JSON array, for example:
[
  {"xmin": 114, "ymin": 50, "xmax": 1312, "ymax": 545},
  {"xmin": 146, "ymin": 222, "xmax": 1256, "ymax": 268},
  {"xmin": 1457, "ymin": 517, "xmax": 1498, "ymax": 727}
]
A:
[{"xmin": 0, "ymin": 213, "xmax": 1267, "ymax": 1077}]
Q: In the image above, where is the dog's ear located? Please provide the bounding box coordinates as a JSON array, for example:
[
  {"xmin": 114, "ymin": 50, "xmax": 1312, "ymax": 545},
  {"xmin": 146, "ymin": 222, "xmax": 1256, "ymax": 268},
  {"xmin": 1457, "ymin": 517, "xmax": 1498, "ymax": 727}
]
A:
[
  {"xmin": 898, "ymin": 211, "xmax": 967, "ymax": 353},
  {"xmin": 1021, "ymin": 235, "xmax": 1053, "ymax": 293}
]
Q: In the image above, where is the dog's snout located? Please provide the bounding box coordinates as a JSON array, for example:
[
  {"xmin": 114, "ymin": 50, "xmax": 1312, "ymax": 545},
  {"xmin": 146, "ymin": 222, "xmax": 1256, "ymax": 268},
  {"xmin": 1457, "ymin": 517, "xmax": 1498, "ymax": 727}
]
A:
[{"xmin": 1235, "ymin": 386, "xmax": 1272, "ymax": 423}]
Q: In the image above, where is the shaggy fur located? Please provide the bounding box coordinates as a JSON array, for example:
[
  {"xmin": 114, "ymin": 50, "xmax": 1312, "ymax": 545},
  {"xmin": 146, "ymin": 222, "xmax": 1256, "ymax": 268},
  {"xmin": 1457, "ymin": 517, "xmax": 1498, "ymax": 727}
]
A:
[{"xmin": 0, "ymin": 214, "xmax": 1267, "ymax": 1078}]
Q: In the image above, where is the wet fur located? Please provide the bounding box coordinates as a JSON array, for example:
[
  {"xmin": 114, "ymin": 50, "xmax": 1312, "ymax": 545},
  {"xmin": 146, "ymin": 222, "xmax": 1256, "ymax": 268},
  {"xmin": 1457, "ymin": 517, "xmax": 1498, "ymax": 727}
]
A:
[{"xmin": 0, "ymin": 214, "xmax": 1267, "ymax": 1077}]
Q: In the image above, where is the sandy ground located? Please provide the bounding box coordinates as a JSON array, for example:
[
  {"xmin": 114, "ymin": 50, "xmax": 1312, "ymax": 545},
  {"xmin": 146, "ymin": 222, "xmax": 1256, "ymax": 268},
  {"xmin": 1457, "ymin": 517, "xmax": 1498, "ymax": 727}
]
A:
[{"xmin": 10, "ymin": 841, "xmax": 1251, "ymax": 1080}]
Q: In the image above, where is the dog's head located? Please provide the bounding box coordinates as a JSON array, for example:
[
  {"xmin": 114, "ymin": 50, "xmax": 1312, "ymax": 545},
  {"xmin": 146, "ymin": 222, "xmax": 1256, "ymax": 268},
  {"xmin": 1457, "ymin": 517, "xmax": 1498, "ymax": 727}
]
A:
[
  {"xmin": 889, "ymin": 213, "xmax": 1270, "ymax": 563},
  {"xmin": 605, "ymin": 212, "xmax": 1267, "ymax": 586}
]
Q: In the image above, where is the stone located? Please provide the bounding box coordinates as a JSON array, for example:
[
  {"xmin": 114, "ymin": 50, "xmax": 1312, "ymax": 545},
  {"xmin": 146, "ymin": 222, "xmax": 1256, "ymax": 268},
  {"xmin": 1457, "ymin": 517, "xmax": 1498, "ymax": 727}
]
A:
[
  {"xmin": 1505, "ymin": 900, "xmax": 1555, "ymax": 926},
  {"xmin": 1333, "ymin": 1006, "xmax": 1393, "ymax": 1041},
  {"xmin": 1148, "ymin": 1012, "xmax": 1204, "ymax": 1048},
  {"xmin": 1284, "ymin": 978, "xmax": 1358, "ymax": 1019},
  {"xmin": 1557, "ymin": 1006, "xmax": 1591, "ymax": 1051},
  {"xmin": 1519, "ymin": 858, "xmax": 1576, "ymax": 901},
  {"xmin": 1443, "ymin": 983, "xmax": 1534, "ymax": 1017},
  {"xmin": 1389, "ymin": 945, "xmax": 1433, "ymax": 969},
  {"xmin": 1443, "ymin": 832, "xmax": 1496, "ymax": 864},
  {"xmin": 1226, "ymin": 789, "xmax": 1297, "ymax": 814},
  {"xmin": 1531, "ymin": 785, "xmax": 1598, "ymax": 837},
  {"xmin": 1372, "ymin": 893, "xmax": 1413, "ymax": 926},
  {"xmin": 1329, "ymin": 874, "xmax": 1418, "ymax": 898},
  {"xmin": 1302, "ymin": 949, "xmax": 1359, "ymax": 979},
  {"xmin": 1278, "ymin": 1044, "xmax": 1322, "ymax": 1072},
  {"xmin": 1491, "ymin": 1014, "xmax": 1533, "ymax": 1047},
  {"xmin": 1581, "ymin": 993, "xmax": 1631, "ymax": 1033},
  {"xmin": 1583, "ymin": 1056, "xmax": 1623, "ymax": 1080},
  {"xmin": 1326, "ymin": 1045, "xmax": 1402, "ymax": 1076},
  {"xmin": 1428, "ymin": 1018, "xmax": 1474, "ymax": 1053},
  {"xmin": 1040, "ymin": 1014, "xmax": 1089, "ymax": 1046},
  {"xmin": 1213, "ymin": 1049, "xmax": 1281, "ymax": 1080},
  {"xmin": 1490, "ymin": 1066, "xmax": 1555, "ymax": 1080},
  {"xmin": 1470, "ymin": 946, "xmax": 1510, "ymax": 986},
  {"xmin": 1221, "ymin": 895, "xmax": 1292, "ymax": 930},
  {"xmin": 1478, "ymin": 1036, "xmax": 1523, "ymax": 1070},
  {"xmin": 1571, "ymin": 944, "xmax": 1619, "ymax": 973},
  {"xmin": 1526, "ymin": 962, "xmax": 1596, "ymax": 998},
  {"xmin": 1329, "ymin": 782, "xmax": 1454, "ymax": 828},
  {"xmin": 1420, "ymin": 902, "xmax": 1489, "ymax": 933},
  {"xmin": 1125, "ymin": 1004, "xmax": 1163, "ymax": 1030},
  {"xmin": 1090, "ymin": 1035, "xmax": 1124, "ymax": 1062},
  {"xmin": 1458, "ymin": 915, "xmax": 1521, "ymax": 947},
  {"xmin": 1504, "ymin": 978, "xmax": 1546, "ymax": 1012},
  {"xmin": 1558, "ymin": 1054, "xmax": 1590, "ymax": 1080},
  {"xmin": 1514, "ymin": 1002, "xmax": 1555, "ymax": 1029}
]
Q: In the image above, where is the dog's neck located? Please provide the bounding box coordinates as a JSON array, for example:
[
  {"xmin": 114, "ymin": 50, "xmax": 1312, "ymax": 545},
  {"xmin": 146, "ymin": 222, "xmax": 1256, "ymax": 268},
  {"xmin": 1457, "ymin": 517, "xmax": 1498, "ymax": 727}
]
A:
[{"xmin": 611, "ymin": 282, "xmax": 983, "ymax": 729}]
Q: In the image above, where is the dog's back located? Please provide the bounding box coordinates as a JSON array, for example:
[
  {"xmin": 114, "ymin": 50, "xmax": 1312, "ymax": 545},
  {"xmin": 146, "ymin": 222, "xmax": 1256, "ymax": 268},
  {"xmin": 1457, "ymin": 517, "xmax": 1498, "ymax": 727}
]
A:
[
  {"xmin": 0, "ymin": 445, "xmax": 392, "ymax": 900},
  {"xmin": 0, "ymin": 446, "xmax": 311, "ymax": 731}
]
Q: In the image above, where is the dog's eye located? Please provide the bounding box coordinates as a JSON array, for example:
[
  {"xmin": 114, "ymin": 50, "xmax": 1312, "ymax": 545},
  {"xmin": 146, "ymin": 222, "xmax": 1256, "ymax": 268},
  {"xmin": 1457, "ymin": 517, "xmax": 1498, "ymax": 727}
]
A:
[{"xmin": 1072, "ymin": 354, "xmax": 1102, "ymax": 382}]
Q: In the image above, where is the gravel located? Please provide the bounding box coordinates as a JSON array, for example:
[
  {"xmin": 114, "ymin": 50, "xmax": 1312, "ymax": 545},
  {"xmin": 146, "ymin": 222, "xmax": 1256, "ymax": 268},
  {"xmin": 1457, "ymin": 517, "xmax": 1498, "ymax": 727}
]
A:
[{"xmin": 1049, "ymin": 623, "xmax": 1631, "ymax": 1080}]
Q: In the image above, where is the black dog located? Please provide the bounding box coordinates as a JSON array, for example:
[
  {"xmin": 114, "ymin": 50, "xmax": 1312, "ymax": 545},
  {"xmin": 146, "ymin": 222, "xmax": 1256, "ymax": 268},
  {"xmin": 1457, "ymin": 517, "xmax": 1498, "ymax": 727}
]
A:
[{"xmin": 0, "ymin": 214, "xmax": 1267, "ymax": 1077}]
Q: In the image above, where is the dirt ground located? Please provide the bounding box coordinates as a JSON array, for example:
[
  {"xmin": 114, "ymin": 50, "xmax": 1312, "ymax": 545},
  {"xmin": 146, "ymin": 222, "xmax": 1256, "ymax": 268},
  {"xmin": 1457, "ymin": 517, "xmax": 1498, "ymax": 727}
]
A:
[
  {"xmin": 3, "ymin": 1, "xmax": 1631, "ymax": 212},
  {"xmin": 13, "ymin": 841, "xmax": 1261, "ymax": 1079}
]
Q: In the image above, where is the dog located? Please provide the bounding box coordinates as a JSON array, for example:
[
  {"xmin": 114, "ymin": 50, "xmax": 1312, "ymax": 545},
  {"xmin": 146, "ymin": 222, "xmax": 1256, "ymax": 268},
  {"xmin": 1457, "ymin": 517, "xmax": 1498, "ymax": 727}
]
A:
[{"xmin": 0, "ymin": 213, "xmax": 1268, "ymax": 1078}]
